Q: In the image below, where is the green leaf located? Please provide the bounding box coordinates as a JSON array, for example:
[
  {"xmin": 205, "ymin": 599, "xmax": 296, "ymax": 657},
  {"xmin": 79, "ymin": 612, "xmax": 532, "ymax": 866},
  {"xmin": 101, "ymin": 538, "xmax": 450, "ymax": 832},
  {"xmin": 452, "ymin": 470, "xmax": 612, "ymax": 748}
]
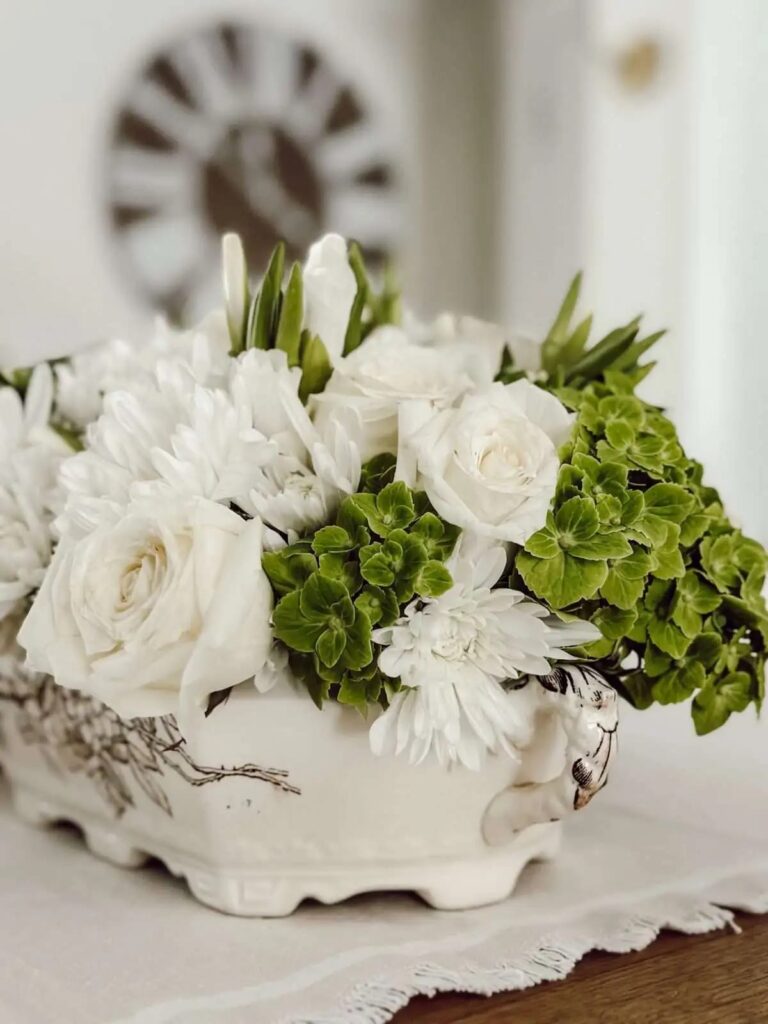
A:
[
  {"xmin": 648, "ymin": 617, "xmax": 691, "ymax": 659},
  {"xmin": 604, "ymin": 420, "xmax": 635, "ymax": 451},
  {"xmin": 541, "ymin": 272, "xmax": 582, "ymax": 374},
  {"xmin": 337, "ymin": 666, "xmax": 384, "ymax": 710},
  {"xmin": 600, "ymin": 564, "xmax": 646, "ymax": 610},
  {"xmin": 692, "ymin": 672, "xmax": 753, "ymax": 735},
  {"xmin": 565, "ymin": 318, "xmax": 640, "ymax": 383},
  {"xmin": 652, "ymin": 661, "xmax": 705, "ymax": 705},
  {"xmin": 317, "ymin": 553, "xmax": 360, "ymax": 593},
  {"xmin": 559, "ymin": 313, "xmax": 594, "ymax": 367},
  {"xmin": 272, "ymin": 592, "xmax": 324, "ymax": 652},
  {"xmin": 312, "ymin": 526, "xmax": 354, "ymax": 556},
  {"xmin": 360, "ymin": 453, "xmax": 397, "ymax": 494},
  {"xmin": 555, "ymin": 496, "xmax": 599, "ymax": 546},
  {"xmin": 517, "ymin": 549, "xmax": 608, "ymax": 609},
  {"xmin": 412, "ymin": 513, "xmax": 461, "ymax": 560},
  {"xmin": 355, "ymin": 587, "xmax": 399, "ymax": 628},
  {"xmin": 262, "ymin": 549, "xmax": 317, "ymax": 595},
  {"xmin": 316, "ymin": 627, "xmax": 346, "ymax": 668},
  {"xmin": 569, "ymin": 533, "xmax": 632, "ymax": 561},
  {"xmin": 652, "ymin": 543, "xmax": 686, "ymax": 580},
  {"xmin": 611, "ymin": 329, "xmax": 666, "ymax": 371},
  {"xmin": 677, "ymin": 572, "xmax": 722, "ymax": 614},
  {"xmin": 417, "ymin": 560, "xmax": 454, "ymax": 597},
  {"xmin": 376, "ymin": 482, "xmax": 416, "ymax": 532},
  {"xmin": 524, "ymin": 522, "xmax": 561, "ymax": 559},
  {"xmin": 359, "ymin": 552, "xmax": 395, "ymax": 587},
  {"xmin": 671, "ymin": 601, "xmax": 702, "ymax": 639},
  {"xmin": 644, "ymin": 483, "xmax": 695, "ymax": 524},
  {"xmin": 594, "ymin": 605, "xmax": 637, "ymax": 640},
  {"xmin": 339, "ymin": 610, "xmax": 373, "ymax": 671},
  {"xmin": 299, "ymin": 334, "xmax": 333, "ymax": 403},
  {"xmin": 299, "ymin": 572, "xmax": 352, "ymax": 623},
  {"xmin": 342, "ymin": 243, "xmax": 370, "ymax": 356},
  {"xmin": 621, "ymin": 672, "xmax": 655, "ymax": 710},
  {"xmin": 274, "ymin": 261, "xmax": 303, "ymax": 365},
  {"xmin": 247, "ymin": 242, "xmax": 284, "ymax": 349}
]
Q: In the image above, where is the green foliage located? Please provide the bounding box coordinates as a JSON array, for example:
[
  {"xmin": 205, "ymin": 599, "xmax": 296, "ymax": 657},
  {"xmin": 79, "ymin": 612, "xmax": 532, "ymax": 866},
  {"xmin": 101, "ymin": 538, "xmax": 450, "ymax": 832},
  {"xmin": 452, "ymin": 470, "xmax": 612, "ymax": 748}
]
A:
[
  {"xmin": 225, "ymin": 239, "xmax": 401, "ymax": 402},
  {"xmin": 263, "ymin": 455, "xmax": 459, "ymax": 712},
  {"xmin": 343, "ymin": 243, "xmax": 402, "ymax": 356},
  {"xmin": 514, "ymin": 275, "xmax": 767, "ymax": 734}
]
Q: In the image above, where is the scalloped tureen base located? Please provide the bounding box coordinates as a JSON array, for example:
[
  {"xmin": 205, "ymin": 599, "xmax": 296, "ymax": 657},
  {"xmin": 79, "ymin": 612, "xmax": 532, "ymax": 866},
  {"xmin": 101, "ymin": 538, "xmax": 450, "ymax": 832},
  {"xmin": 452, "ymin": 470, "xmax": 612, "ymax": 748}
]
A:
[{"xmin": 0, "ymin": 675, "xmax": 570, "ymax": 917}]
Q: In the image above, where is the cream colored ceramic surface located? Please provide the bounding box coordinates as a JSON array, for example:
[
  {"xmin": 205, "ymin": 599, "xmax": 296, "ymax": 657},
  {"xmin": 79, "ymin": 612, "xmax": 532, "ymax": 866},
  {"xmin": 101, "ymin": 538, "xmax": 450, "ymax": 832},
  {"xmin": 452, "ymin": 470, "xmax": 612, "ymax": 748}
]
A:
[{"xmin": 0, "ymin": 671, "xmax": 617, "ymax": 917}]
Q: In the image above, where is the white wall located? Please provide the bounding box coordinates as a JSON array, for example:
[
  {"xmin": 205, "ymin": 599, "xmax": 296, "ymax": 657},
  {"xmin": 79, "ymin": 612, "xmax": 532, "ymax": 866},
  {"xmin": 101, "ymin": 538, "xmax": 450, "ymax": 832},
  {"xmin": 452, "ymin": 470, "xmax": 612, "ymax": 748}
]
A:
[{"xmin": 498, "ymin": 0, "xmax": 767, "ymax": 794}]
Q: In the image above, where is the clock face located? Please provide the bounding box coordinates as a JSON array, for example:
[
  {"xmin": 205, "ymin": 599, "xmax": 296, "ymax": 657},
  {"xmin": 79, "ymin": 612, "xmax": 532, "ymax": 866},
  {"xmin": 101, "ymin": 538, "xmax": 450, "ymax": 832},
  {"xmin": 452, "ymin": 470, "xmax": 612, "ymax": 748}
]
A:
[{"xmin": 105, "ymin": 21, "xmax": 401, "ymax": 324}]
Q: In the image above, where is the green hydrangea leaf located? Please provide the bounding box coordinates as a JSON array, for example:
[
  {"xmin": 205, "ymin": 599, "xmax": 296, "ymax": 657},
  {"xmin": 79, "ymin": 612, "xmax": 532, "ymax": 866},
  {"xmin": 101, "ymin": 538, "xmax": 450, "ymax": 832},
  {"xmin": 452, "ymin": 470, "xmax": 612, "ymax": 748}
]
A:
[
  {"xmin": 312, "ymin": 526, "xmax": 354, "ymax": 556},
  {"xmin": 317, "ymin": 553, "xmax": 361, "ymax": 593},
  {"xmin": 524, "ymin": 520, "xmax": 561, "ymax": 559},
  {"xmin": 316, "ymin": 626, "xmax": 346, "ymax": 668},
  {"xmin": 644, "ymin": 643, "xmax": 672, "ymax": 677},
  {"xmin": 652, "ymin": 660, "xmax": 705, "ymax": 705},
  {"xmin": 621, "ymin": 672, "xmax": 655, "ymax": 710},
  {"xmin": 671, "ymin": 601, "xmax": 702, "ymax": 639},
  {"xmin": 652, "ymin": 543, "xmax": 686, "ymax": 580},
  {"xmin": 594, "ymin": 606, "xmax": 637, "ymax": 640},
  {"xmin": 272, "ymin": 592, "xmax": 325, "ymax": 652},
  {"xmin": 568, "ymin": 533, "xmax": 632, "ymax": 561},
  {"xmin": 359, "ymin": 551, "xmax": 395, "ymax": 587},
  {"xmin": 376, "ymin": 482, "xmax": 416, "ymax": 532},
  {"xmin": 692, "ymin": 672, "xmax": 753, "ymax": 735},
  {"xmin": 359, "ymin": 453, "xmax": 397, "ymax": 493},
  {"xmin": 261, "ymin": 549, "xmax": 317, "ymax": 596},
  {"xmin": 339, "ymin": 610, "xmax": 373, "ymax": 671},
  {"xmin": 648, "ymin": 617, "xmax": 691, "ymax": 659},
  {"xmin": 604, "ymin": 420, "xmax": 635, "ymax": 451},
  {"xmin": 300, "ymin": 572, "xmax": 354, "ymax": 624},
  {"xmin": 417, "ymin": 560, "xmax": 454, "ymax": 597},
  {"xmin": 517, "ymin": 549, "xmax": 608, "ymax": 609},
  {"xmin": 688, "ymin": 632, "xmax": 723, "ymax": 669},
  {"xmin": 677, "ymin": 572, "xmax": 722, "ymax": 614},
  {"xmin": 600, "ymin": 559, "xmax": 647, "ymax": 610},
  {"xmin": 644, "ymin": 483, "xmax": 696, "ymax": 524},
  {"xmin": 412, "ymin": 513, "xmax": 461, "ymax": 560},
  {"xmin": 701, "ymin": 533, "xmax": 746, "ymax": 591},
  {"xmin": 555, "ymin": 496, "xmax": 599, "ymax": 546},
  {"xmin": 355, "ymin": 587, "xmax": 399, "ymax": 628}
]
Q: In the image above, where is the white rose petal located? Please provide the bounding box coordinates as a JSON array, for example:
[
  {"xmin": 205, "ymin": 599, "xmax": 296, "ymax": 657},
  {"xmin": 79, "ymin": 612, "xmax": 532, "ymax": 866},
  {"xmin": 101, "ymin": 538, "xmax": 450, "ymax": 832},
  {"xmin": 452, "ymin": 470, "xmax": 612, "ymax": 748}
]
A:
[
  {"xmin": 312, "ymin": 326, "xmax": 472, "ymax": 462},
  {"xmin": 411, "ymin": 379, "xmax": 573, "ymax": 544},
  {"xmin": 18, "ymin": 497, "xmax": 275, "ymax": 719}
]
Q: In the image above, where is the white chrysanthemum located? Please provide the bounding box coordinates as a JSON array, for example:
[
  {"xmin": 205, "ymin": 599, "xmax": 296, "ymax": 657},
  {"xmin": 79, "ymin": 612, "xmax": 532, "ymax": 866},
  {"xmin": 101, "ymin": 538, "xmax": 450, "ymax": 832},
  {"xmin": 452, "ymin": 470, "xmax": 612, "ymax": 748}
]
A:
[
  {"xmin": 0, "ymin": 365, "xmax": 69, "ymax": 621},
  {"xmin": 53, "ymin": 313, "xmax": 231, "ymax": 430},
  {"xmin": 56, "ymin": 347, "xmax": 361, "ymax": 542},
  {"xmin": 369, "ymin": 536, "xmax": 599, "ymax": 769}
]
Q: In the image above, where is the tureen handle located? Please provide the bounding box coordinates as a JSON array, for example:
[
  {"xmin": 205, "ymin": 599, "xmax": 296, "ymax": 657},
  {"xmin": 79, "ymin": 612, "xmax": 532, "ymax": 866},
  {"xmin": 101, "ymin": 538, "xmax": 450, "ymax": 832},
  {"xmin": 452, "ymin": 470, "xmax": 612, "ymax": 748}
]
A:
[{"xmin": 482, "ymin": 666, "xmax": 618, "ymax": 846}]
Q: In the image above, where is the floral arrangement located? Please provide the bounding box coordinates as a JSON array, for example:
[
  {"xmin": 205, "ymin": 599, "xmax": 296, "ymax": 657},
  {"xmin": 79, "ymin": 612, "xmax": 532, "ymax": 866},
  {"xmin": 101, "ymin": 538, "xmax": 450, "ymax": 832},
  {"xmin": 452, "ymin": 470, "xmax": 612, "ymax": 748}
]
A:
[{"xmin": 1, "ymin": 234, "xmax": 765, "ymax": 770}]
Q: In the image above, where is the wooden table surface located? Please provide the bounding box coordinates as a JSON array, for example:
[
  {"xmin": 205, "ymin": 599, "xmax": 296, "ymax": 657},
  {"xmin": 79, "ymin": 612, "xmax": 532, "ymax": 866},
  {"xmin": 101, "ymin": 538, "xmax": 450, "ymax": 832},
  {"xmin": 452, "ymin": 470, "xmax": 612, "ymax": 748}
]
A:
[{"xmin": 393, "ymin": 912, "xmax": 768, "ymax": 1023}]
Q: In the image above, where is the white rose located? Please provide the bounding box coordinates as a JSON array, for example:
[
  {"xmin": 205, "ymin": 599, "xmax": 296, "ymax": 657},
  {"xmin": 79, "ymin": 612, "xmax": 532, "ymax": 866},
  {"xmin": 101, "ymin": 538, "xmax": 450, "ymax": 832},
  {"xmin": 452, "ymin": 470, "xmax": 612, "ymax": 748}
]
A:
[
  {"xmin": 311, "ymin": 326, "xmax": 472, "ymax": 461},
  {"xmin": 18, "ymin": 497, "xmax": 275, "ymax": 719},
  {"xmin": 408, "ymin": 380, "xmax": 573, "ymax": 543},
  {"xmin": 429, "ymin": 313, "xmax": 542, "ymax": 378},
  {"xmin": 302, "ymin": 233, "xmax": 357, "ymax": 362}
]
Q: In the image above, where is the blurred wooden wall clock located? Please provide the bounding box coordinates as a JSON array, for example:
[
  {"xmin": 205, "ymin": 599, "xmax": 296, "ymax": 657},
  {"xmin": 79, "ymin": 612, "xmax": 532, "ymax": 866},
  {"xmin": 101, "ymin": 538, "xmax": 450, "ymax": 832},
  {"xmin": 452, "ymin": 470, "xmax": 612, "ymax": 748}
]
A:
[{"xmin": 105, "ymin": 19, "xmax": 401, "ymax": 324}]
